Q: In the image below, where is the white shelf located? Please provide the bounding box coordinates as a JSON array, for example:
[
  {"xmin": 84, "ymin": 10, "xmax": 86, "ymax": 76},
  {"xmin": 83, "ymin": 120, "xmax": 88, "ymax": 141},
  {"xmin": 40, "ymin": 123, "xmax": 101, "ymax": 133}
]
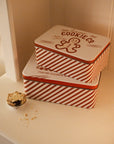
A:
[{"xmin": 0, "ymin": 70, "xmax": 113, "ymax": 144}]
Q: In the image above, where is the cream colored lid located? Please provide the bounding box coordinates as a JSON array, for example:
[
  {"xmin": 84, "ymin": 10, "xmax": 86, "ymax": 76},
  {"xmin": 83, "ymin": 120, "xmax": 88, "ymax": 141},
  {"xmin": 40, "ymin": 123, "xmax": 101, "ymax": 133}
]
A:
[
  {"xmin": 22, "ymin": 53, "xmax": 100, "ymax": 90},
  {"xmin": 35, "ymin": 25, "xmax": 110, "ymax": 64}
]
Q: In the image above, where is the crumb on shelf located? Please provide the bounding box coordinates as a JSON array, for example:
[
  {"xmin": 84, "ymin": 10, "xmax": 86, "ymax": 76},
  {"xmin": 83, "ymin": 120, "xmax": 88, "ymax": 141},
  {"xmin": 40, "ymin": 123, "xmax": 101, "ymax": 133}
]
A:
[
  {"xmin": 25, "ymin": 113, "xmax": 28, "ymax": 117},
  {"xmin": 7, "ymin": 91, "xmax": 26, "ymax": 107},
  {"xmin": 31, "ymin": 116, "xmax": 37, "ymax": 120}
]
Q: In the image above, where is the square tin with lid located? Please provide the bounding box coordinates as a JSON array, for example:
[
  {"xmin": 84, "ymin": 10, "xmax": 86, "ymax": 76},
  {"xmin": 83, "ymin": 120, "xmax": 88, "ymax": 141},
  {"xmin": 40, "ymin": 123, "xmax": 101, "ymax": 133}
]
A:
[
  {"xmin": 34, "ymin": 25, "xmax": 110, "ymax": 83},
  {"xmin": 22, "ymin": 53, "xmax": 100, "ymax": 109}
]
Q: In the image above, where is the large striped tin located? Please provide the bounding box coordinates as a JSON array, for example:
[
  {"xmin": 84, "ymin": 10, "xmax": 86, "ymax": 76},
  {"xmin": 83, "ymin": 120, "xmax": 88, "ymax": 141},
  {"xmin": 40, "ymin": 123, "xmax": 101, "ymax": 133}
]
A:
[
  {"xmin": 34, "ymin": 25, "xmax": 110, "ymax": 83},
  {"xmin": 22, "ymin": 53, "xmax": 100, "ymax": 109}
]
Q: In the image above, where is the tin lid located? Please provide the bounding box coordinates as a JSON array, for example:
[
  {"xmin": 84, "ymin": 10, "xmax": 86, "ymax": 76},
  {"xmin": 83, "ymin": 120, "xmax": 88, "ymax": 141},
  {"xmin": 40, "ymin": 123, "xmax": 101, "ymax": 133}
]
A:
[
  {"xmin": 22, "ymin": 53, "xmax": 100, "ymax": 90},
  {"xmin": 35, "ymin": 25, "xmax": 110, "ymax": 64}
]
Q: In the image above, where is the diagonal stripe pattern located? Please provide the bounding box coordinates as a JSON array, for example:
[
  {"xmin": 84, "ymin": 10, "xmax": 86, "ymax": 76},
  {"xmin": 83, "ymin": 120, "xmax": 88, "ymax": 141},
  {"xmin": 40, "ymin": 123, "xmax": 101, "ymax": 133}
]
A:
[
  {"xmin": 35, "ymin": 46, "xmax": 109, "ymax": 83},
  {"xmin": 23, "ymin": 79, "xmax": 97, "ymax": 109}
]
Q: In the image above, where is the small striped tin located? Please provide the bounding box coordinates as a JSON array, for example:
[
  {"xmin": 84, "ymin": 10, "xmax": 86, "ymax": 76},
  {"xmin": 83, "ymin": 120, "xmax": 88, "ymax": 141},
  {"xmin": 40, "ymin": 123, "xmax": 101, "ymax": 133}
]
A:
[
  {"xmin": 22, "ymin": 53, "xmax": 100, "ymax": 109},
  {"xmin": 34, "ymin": 25, "xmax": 110, "ymax": 83}
]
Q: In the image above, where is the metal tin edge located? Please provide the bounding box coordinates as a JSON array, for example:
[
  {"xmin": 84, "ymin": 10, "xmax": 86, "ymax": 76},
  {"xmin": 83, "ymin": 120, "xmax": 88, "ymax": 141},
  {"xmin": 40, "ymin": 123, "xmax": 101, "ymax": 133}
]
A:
[
  {"xmin": 34, "ymin": 42, "xmax": 110, "ymax": 64},
  {"xmin": 22, "ymin": 53, "xmax": 101, "ymax": 90}
]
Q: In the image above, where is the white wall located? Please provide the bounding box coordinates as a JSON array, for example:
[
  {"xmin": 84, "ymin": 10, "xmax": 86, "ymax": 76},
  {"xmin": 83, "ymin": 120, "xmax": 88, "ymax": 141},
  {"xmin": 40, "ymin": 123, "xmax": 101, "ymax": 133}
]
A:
[
  {"xmin": 6, "ymin": 0, "xmax": 114, "ymax": 79},
  {"xmin": 0, "ymin": 0, "xmax": 15, "ymax": 78},
  {"xmin": 64, "ymin": 0, "xmax": 114, "ymax": 73},
  {"xmin": 50, "ymin": 0, "xmax": 65, "ymax": 26},
  {"xmin": 0, "ymin": 38, "xmax": 5, "ymax": 76},
  {"xmin": 7, "ymin": 0, "xmax": 51, "ymax": 78},
  {"xmin": 51, "ymin": 0, "xmax": 114, "ymax": 72},
  {"xmin": 108, "ymin": 12, "xmax": 114, "ymax": 72},
  {"xmin": 0, "ymin": 0, "xmax": 6, "ymax": 76},
  {"xmin": 64, "ymin": 0, "xmax": 112, "ymax": 35}
]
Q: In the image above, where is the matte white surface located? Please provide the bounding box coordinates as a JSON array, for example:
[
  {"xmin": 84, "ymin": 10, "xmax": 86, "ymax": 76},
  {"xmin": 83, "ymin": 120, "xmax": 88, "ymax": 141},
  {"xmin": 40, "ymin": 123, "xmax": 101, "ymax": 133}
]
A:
[
  {"xmin": 0, "ymin": 134, "xmax": 14, "ymax": 144},
  {"xmin": 0, "ymin": 0, "xmax": 18, "ymax": 81},
  {"xmin": 7, "ymin": 0, "xmax": 50, "ymax": 78},
  {"xmin": 0, "ymin": 70, "xmax": 113, "ymax": 144}
]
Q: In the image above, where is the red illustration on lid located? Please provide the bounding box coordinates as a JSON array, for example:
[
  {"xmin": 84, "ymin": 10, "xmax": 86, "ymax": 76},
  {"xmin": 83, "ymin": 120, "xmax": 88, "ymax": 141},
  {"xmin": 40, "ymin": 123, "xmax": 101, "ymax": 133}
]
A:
[{"xmin": 55, "ymin": 37, "xmax": 80, "ymax": 53}]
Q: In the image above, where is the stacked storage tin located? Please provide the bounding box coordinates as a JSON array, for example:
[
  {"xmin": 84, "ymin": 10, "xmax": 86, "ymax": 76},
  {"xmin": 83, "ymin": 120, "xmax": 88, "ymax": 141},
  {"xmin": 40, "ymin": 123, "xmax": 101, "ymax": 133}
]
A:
[{"xmin": 22, "ymin": 25, "xmax": 110, "ymax": 109}]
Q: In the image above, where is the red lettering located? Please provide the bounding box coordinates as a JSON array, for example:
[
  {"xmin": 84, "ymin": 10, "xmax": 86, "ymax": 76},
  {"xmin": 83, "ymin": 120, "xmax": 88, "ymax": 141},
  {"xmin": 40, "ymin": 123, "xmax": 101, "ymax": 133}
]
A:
[
  {"xmin": 71, "ymin": 32, "xmax": 75, "ymax": 36},
  {"xmin": 75, "ymin": 33, "xmax": 80, "ymax": 37},
  {"xmin": 61, "ymin": 32, "xmax": 66, "ymax": 35},
  {"xmin": 61, "ymin": 31, "xmax": 95, "ymax": 44},
  {"xmin": 66, "ymin": 32, "xmax": 70, "ymax": 36},
  {"xmin": 81, "ymin": 35, "xmax": 88, "ymax": 40},
  {"xmin": 86, "ymin": 38, "xmax": 94, "ymax": 43}
]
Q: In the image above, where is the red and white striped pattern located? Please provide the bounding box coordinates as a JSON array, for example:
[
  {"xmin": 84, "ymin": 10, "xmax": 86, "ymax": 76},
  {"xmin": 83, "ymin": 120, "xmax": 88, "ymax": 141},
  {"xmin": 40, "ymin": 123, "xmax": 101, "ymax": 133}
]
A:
[
  {"xmin": 23, "ymin": 79, "xmax": 97, "ymax": 109},
  {"xmin": 35, "ymin": 46, "xmax": 109, "ymax": 83},
  {"xmin": 91, "ymin": 47, "xmax": 110, "ymax": 80}
]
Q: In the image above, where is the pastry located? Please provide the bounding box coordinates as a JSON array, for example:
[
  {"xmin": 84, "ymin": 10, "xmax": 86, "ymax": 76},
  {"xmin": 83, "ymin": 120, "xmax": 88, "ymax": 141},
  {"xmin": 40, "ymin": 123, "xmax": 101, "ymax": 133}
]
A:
[{"xmin": 7, "ymin": 91, "xmax": 26, "ymax": 107}]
